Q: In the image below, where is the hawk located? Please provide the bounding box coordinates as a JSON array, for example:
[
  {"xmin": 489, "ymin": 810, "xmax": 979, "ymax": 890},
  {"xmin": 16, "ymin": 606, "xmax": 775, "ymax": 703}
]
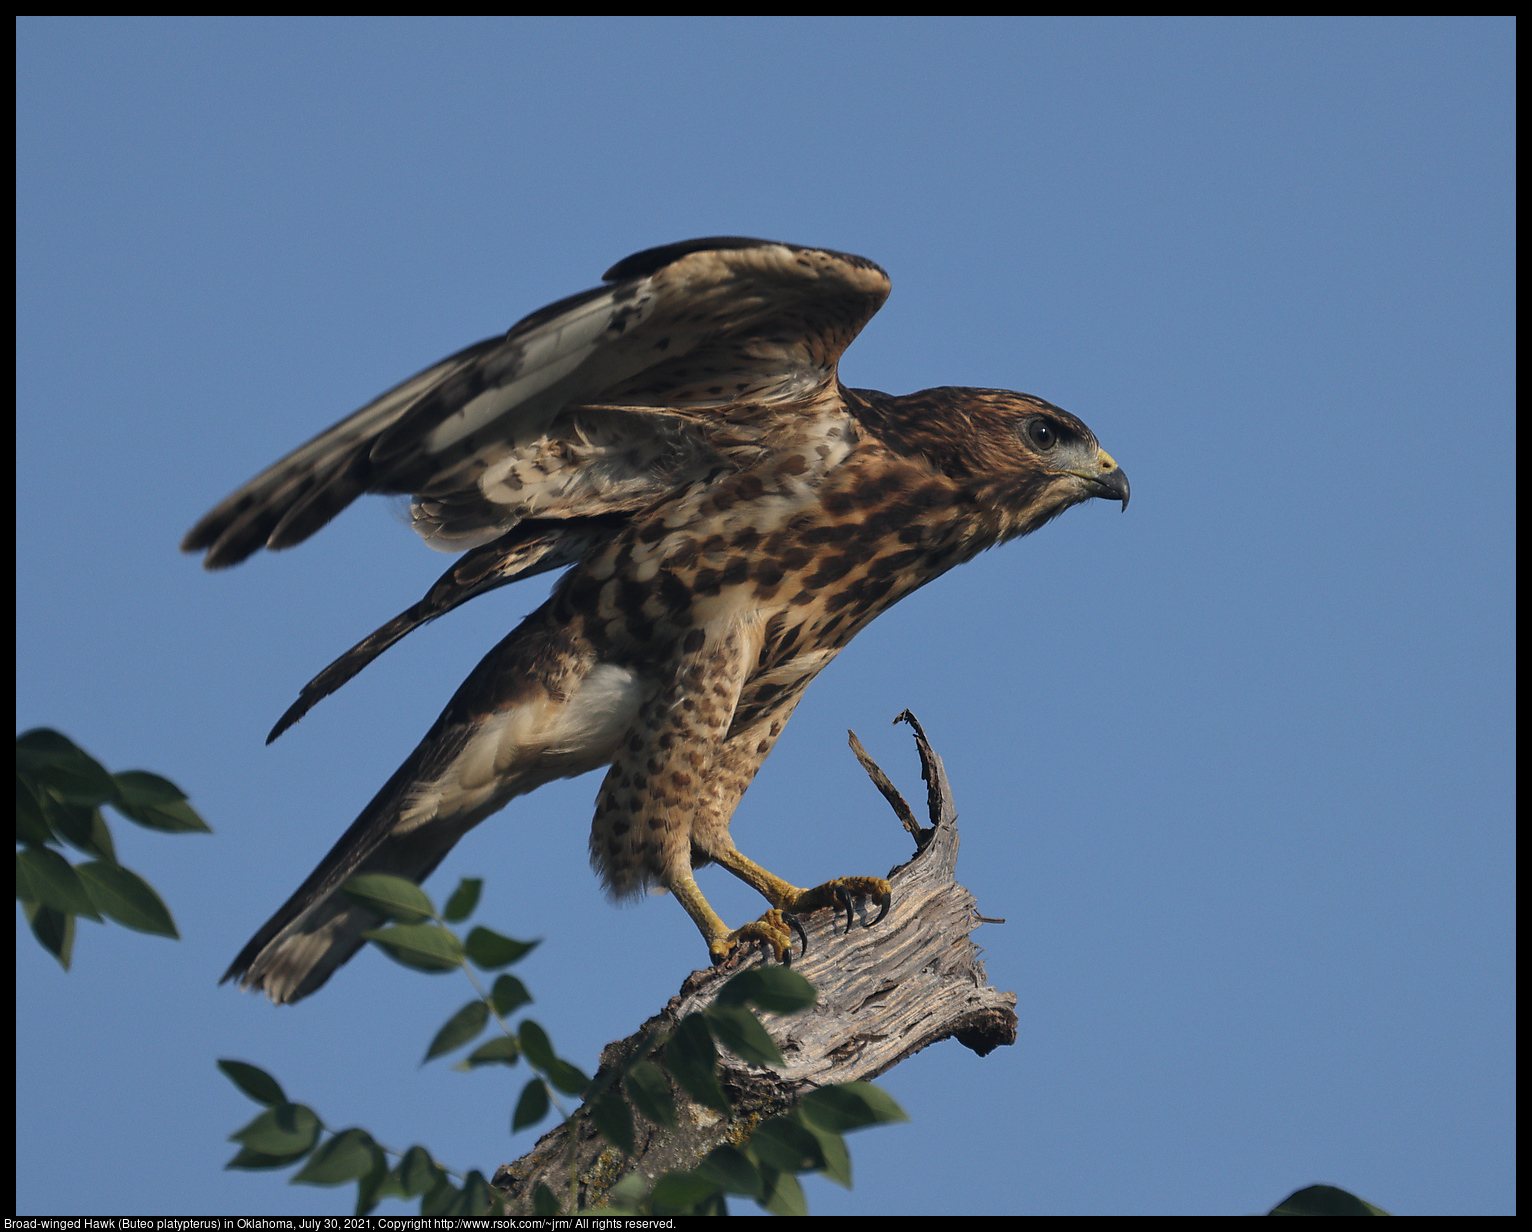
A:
[{"xmin": 189, "ymin": 237, "xmax": 1129, "ymax": 1003}]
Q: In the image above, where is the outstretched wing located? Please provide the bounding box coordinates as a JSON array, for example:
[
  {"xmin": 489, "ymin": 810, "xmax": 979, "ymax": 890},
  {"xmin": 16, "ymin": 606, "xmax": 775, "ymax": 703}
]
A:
[{"xmin": 182, "ymin": 238, "xmax": 891, "ymax": 569}]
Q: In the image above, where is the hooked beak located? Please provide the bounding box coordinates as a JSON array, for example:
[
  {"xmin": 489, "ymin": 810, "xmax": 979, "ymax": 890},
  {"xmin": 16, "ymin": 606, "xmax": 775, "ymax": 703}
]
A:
[{"xmin": 1070, "ymin": 448, "xmax": 1130, "ymax": 510}]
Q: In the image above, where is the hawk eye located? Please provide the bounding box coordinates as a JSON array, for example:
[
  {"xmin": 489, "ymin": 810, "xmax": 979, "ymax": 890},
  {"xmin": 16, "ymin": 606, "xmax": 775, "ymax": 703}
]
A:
[{"xmin": 1026, "ymin": 420, "xmax": 1057, "ymax": 451}]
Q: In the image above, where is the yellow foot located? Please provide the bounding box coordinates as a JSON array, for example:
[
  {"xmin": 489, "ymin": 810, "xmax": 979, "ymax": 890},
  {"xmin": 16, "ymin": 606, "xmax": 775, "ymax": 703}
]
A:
[
  {"xmin": 708, "ymin": 909, "xmax": 809, "ymax": 966},
  {"xmin": 783, "ymin": 876, "xmax": 893, "ymax": 936}
]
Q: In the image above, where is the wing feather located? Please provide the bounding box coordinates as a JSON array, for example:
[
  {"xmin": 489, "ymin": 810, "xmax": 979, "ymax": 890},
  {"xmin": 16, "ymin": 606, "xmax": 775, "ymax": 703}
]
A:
[
  {"xmin": 264, "ymin": 518, "xmax": 621, "ymax": 744},
  {"xmin": 183, "ymin": 239, "xmax": 889, "ymax": 569}
]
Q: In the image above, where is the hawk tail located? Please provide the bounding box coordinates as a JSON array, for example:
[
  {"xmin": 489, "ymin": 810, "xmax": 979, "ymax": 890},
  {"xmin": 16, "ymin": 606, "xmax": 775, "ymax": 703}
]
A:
[
  {"xmin": 221, "ymin": 728, "xmax": 481, "ymax": 1004},
  {"xmin": 228, "ymin": 613, "xmax": 646, "ymax": 1004}
]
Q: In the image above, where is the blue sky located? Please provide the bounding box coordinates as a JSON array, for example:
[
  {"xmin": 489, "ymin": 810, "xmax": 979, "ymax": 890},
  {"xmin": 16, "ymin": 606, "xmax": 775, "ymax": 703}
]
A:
[{"xmin": 16, "ymin": 17, "xmax": 1513, "ymax": 1217}]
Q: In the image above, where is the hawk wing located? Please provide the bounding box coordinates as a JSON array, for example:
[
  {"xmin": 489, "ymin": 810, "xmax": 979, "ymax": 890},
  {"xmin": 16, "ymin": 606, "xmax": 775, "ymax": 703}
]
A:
[
  {"xmin": 262, "ymin": 517, "xmax": 620, "ymax": 744},
  {"xmin": 182, "ymin": 238, "xmax": 891, "ymax": 569}
]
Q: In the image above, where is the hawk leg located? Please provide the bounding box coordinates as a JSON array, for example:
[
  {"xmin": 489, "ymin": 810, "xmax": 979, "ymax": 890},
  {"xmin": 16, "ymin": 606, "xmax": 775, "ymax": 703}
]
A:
[
  {"xmin": 667, "ymin": 871, "xmax": 799, "ymax": 964},
  {"xmin": 589, "ymin": 625, "xmax": 891, "ymax": 965},
  {"xmin": 672, "ymin": 851, "xmax": 892, "ymax": 965}
]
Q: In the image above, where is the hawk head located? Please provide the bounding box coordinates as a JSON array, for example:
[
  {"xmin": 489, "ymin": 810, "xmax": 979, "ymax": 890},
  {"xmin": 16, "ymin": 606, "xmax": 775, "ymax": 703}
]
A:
[{"xmin": 848, "ymin": 385, "xmax": 1129, "ymax": 544}]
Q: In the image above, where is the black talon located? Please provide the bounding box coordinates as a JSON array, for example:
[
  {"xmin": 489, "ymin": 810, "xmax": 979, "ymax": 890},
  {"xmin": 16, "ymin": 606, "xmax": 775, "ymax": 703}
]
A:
[
  {"xmin": 785, "ymin": 913, "xmax": 808, "ymax": 960},
  {"xmin": 868, "ymin": 892, "xmax": 891, "ymax": 928},
  {"xmin": 833, "ymin": 885, "xmax": 856, "ymax": 934}
]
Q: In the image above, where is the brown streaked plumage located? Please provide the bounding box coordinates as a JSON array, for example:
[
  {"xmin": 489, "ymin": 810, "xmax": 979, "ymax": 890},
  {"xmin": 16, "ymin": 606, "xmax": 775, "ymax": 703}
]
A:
[{"xmin": 190, "ymin": 238, "xmax": 1129, "ymax": 1003}]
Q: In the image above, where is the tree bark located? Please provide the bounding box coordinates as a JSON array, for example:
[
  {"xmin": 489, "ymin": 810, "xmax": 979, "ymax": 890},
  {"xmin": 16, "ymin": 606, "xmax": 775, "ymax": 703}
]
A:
[{"xmin": 491, "ymin": 711, "xmax": 1017, "ymax": 1211}]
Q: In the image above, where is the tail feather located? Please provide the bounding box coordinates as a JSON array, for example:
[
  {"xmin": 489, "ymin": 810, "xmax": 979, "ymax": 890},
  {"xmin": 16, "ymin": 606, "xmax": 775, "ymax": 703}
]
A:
[
  {"xmin": 223, "ymin": 820, "xmax": 472, "ymax": 1004},
  {"xmin": 226, "ymin": 611, "xmax": 647, "ymax": 1004},
  {"xmin": 223, "ymin": 721, "xmax": 483, "ymax": 1003}
]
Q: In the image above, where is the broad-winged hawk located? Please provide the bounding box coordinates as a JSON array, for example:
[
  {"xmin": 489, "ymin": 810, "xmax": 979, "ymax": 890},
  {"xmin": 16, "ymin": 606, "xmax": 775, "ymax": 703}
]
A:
[{"xmin": 187, "ymin": 238, "xmax": 1130, "ymax": 1003}]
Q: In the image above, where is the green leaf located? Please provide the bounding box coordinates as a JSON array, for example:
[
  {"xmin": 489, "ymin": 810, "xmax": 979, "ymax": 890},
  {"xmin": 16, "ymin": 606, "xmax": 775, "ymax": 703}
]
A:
[
  {"xmin": 715, "ymin": 965, "xmax": 817, "ymax": 1013},
  {"xmin": 217, "ymin": 1059, "xmax": 287, "ymax": 1107},
  {"xmin": 75, "ymin": 861, "xmax": 178, "ymax": 937},
  {"xmin": 459, "ymin": 1170, "xmax": 497, "ymax": 1216},
  {"xmin": 424, "ymin": 999, "xmax": 490, "ymax": 1062},
  {"xmin": 442, "ymin": 877, "xmax": 482, "ymax": 922},
  {"xmin": 759, "ymin": 1167, "xmax": 807, "ymax": 1217},
  {"xmin": 38, "ymin": 797, "xmax": 115, "ymax": 862},
  {"xmin": 353, "ymin": 1140, "xmax": 393, "ymax": 1215},
  {"xmin": 16, "ymin": 846, "xmax": 102, "ymax": 919},
  {"xmin": 592, "ymin": 1089, "xmax": 635, "ymax": 1155},
  {"xmin": 649, "ymin": 1170, "xmax": 722, "ymax": 1214},
  {"xmin": 361, "ymin": 922, "xmax": 463, "ymax": 972},
  {"xmin": 21, "ymin": 901, "xmax": 74, "ymax": 968},
  {"xmin": 799, "ymin": 1081, "xmax": 909, "ymax": 1133},
  {"xmin": 344, "ymin": 873, "xmax": 435, "ymax": 922},
  {"xmin": 747, "ymin": 1116, "xmax": 826, "ymax": 1174},
  {"xmin": 490, "ymin": 973, "xmax": 532, "ymax": 1017},
  {"xmin": 420, "ymin": 1174, "xmax": 462, "ymax": 1216},
  {"xmin": 456, "ymin": 1034, "xmax": 521, "ymax": 1070},
  {"xmin": 531, "ymin": 1181, "xmax": 561, "ymax": 1216},
  {"xmin": 394, "ymin": 1146, "xmax": 441, "ymax": 1198},
  {"xmin": 16, "ymin": 729, "xmax": 118, "ymax": 805},
  {"xmin": 547, "ymin": 1058, "xmax": 590, "ymax": 1096},
  {"xmin": 663, "ymin": 1013, "xmax": 730, "ymax": 1114},
  {"xmin": 437, "ymin": 1187, "xmax": 474, "ymax": 1217},
  {"xmin": 698, "ymin": 1143, "xmax": 762, "ymax": 1198},
  {"xmin": 624, "ymin": 1059, "xmax": 677, "ymax": 1129},
  {"xmin": 704, "ymin": 1001, "xmax": 783, "ymax": 1066},
  {"xmin": 794, "ymin": 1112, "xmax": 852, "ymax": 1187},
  {"xmin": 1270, "ymin": 1184, "xmax": 1390, "ymax": 1216},
  {"xmin": 465, "ymin": 925, "xmax": 537, "ymax": 970},
  {"xmin": 291, "ymin": 1128, "xmax": 376, "ymax": 1186},
  {"xmin": 110, "ymin": 770, "xmax": 210, "ymax": 833},
  {"xmin": 512, "ymin": 1077, "xmax": 550, "ymax": 1132},
  {"xmin": 516, "ymin": 1019, "xmax": 556, "ymax": 1069},
  {"xmin": 606, "ymin": 1171, "xmax": 650, "ymax": 1211},
  {"xmin": 225, "ymin": 1145, "xmax": 317, "ymax": 1171},
  {"xmin": 229, "ymin": 1103, "xmax": 321, "ymax": 1157},
  {"xmin": 16, "ymin": 777, "xmax": 55, "ymax": 845}
]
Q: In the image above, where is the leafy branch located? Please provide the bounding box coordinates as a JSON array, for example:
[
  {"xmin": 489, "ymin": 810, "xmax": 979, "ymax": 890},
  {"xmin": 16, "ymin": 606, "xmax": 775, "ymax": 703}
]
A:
[
  {"xmin": 220, "ymin": 870, "xmax": 904, "ymax": 1215},
  {"xmin": 16, "ymin": 727, "xmax": 209, "ymax": 967}
]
